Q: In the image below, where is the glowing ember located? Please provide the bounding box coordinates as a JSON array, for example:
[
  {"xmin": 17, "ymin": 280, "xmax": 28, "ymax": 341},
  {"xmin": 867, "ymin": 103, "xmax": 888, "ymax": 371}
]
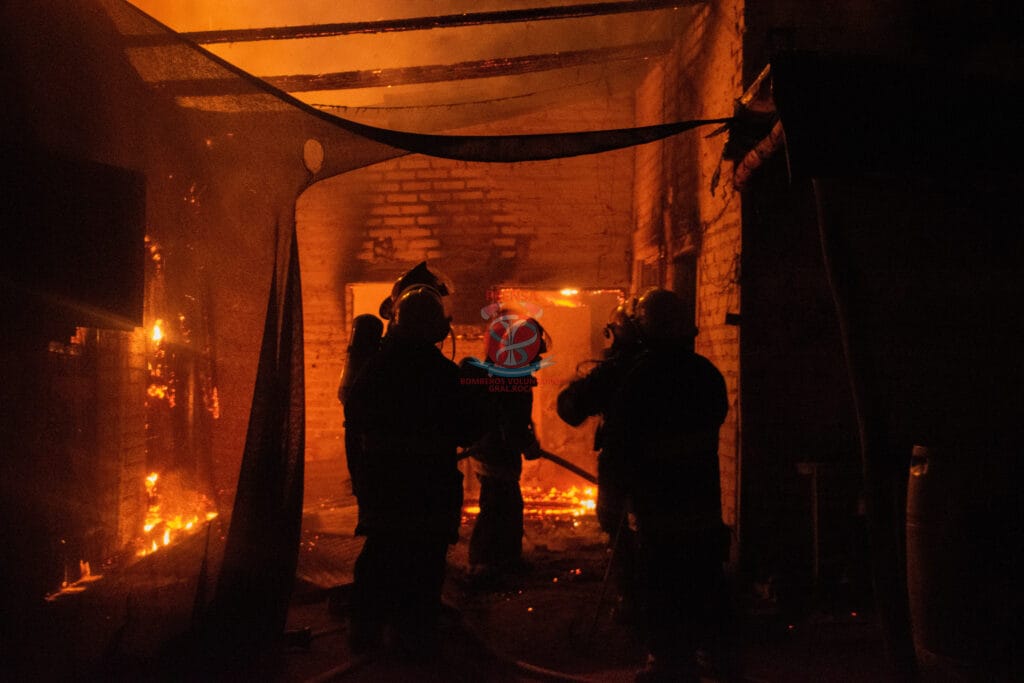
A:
[
  {"xmin": 521, "ymin": 485, "xmax": 596, "ymax": 518},
  {"xmin": 208, "ymin": 387, "xmax": 221, "ymax": 420},
  {"xmin": 136, "ymin": 471, "xmax": 218, "ymax": 557},
  {"xmin": 146, "ymin": 382, "xmax": 168, "ymax": 400},
  {"xmin": 151, "ymin": 319, "xmax": 164, "ymax": 343},
  {"xmin": 464, "ymin": 485, "xmax": 597, "ymax": 521}
]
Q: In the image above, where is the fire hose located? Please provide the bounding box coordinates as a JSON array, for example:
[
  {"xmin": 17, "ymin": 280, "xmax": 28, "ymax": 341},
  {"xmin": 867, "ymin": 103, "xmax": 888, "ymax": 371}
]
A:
[
  {"xmin": 458, "ymin": 446, "xmax": 598, "ymax": 485},
  {"xmin": 533, "ymin": 448, "xmax": 598, "ymax": 485}
]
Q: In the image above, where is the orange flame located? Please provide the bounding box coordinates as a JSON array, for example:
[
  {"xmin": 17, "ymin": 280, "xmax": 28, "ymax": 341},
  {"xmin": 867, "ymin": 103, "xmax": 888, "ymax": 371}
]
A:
[
  {"xmin": 44, "ymin": 559, "xmax": 103, "ymax": 602},
  {"xmin": 136, "ymin": 471, "xmax": 218, "ymax": 558}
]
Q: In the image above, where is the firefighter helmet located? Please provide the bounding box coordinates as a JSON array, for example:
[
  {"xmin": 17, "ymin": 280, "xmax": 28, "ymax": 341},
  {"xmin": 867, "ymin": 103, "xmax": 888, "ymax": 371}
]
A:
[
  {"xmin": 378, "ymin": 262, "xmax": 452, "ymax": 321},
  {"xmin": 391, "ymin": 285, "xmax": 451, "ymax": 344},
  {"xmin": 634, "ymin": 288, "xmax": 697, "ymax": 343}
]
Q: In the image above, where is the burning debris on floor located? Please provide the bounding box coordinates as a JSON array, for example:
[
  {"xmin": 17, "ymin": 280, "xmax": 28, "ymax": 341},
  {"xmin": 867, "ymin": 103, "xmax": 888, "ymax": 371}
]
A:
[
  {"xmin": 462, "ymin": 484, "xmax": 597, "ymax": 521},
  {"xmin": 44, "ymin": 559, "xmax": 103, "ymax": 602},
  {"xmin": 136, "ymin": 471, "xmax": 218, "ymax": 558}
]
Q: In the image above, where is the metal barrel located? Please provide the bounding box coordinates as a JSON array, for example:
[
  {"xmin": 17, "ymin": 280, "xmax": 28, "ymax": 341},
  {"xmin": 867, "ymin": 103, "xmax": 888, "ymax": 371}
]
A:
[{"xmin": 905, "ymin": 444, "xmax": 1010, "ymax": 677}]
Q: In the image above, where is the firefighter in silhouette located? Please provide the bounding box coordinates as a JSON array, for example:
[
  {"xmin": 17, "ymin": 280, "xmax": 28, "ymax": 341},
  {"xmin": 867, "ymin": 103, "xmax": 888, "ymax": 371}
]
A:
[
  {"xmin": 338, "ymin": 262, "xmax": 453, "ymax": 535},
  {"xmin": 338, "ymin": 261, "xmax": 453, "ymax": 405},
  {"xmin": 556, "ymin": 300, "xmax": 643, "ymax": 620},
  {"xmin": 460, "ymin": 308, "xmax": 549, "ymax": 581},
  {"xmin": 342, "ymin": 279, "xmax": 482, "ymax": 659},
  {"xmin": 616, "ymin": 288, "xmax": 734, "ymax": 683}
]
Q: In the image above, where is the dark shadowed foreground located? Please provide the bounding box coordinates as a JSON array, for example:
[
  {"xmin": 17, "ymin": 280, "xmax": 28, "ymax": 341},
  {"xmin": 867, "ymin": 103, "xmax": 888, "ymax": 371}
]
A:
[
  {"xmin": 16, "ymin": 501, "xmax": 905, "ymax": 682},
  {"xmin": 281, "ymin": 503, "xmax": 900, "ymax": 683}
]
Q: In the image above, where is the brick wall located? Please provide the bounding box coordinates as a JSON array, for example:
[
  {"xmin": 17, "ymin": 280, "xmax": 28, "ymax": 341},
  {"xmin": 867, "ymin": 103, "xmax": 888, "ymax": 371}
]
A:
[
  {"xmin": 631, "ymin": 1, "xmax": 745, "ymax": 535},
  {"xmin": 44, "ymin": 327, "xmax": 148, "ymax": 568},
  {"xmin": 298, "ymin": 95, "xmax": 637, "ymax": 499},
  {"xmin": 94, "ymin": 328, "xmax": 148, "ymax": 553}
]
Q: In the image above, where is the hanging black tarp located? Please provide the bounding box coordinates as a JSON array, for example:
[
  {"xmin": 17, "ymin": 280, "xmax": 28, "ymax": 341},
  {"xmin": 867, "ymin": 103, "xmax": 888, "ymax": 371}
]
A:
[
  {"xmin": 203, "ymin": 228, "xmax": 305, "ymax": 653},
  {"xmin": 312, "ymin": 116, "xmax": 733, "ymax": 163}
]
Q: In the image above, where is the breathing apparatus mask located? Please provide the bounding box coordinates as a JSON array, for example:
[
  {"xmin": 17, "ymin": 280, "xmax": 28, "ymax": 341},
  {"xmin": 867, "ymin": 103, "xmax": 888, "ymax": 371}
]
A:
[{"xmin": 602, "ymin": 299, "xmax": 641, "ymax": 351}]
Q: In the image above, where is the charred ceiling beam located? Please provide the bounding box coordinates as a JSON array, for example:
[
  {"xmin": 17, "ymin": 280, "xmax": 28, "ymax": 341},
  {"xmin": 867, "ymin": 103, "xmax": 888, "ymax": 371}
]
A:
[
  {"xmin": 173, "ymin": 0, "xmax": 703, "ymax": 44},
  {"xmin": 153, "ymin": 41, "xmax": 673, "ymax": 96}
]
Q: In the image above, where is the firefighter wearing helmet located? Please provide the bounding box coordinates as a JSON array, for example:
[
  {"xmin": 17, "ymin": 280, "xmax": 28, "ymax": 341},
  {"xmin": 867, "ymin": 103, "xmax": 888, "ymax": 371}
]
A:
[
  {"xmin": 338, "ymin": 261, "xmax": 454, "ymax": 405},
  {"xmin": 633, "ymin": 286, "xmax": 697, "ymax": 347},
  {"xmin": 377, "ymin": 261, "xmax": 451, "ymax": 323},
  {"xmin": 618, "ymin": 287, "xmax": 734, "ymax": 682},
  {"xmin": 556, "ymin": 298, "xmax": 643, "ymax": 620},
  {"xmin": 341, "ymin": 264, "xmax": 482, "ymax": 659},
  {"xmin": 460, "ymin": 308, "xmax": 550, "ymax": 581}
]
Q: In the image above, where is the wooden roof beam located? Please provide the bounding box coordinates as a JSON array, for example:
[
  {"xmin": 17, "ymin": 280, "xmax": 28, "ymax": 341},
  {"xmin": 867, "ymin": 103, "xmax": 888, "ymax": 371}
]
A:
[{"xmin": 174, "ymin": 0, "xmax": 702, "ymax": 44}]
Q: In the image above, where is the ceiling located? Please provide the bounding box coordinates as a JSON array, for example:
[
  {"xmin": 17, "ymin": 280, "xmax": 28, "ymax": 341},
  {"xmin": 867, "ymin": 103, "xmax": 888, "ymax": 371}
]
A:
[{"xmin": 128, "ymin": 0, "xmax": 704, "ymax": 131}]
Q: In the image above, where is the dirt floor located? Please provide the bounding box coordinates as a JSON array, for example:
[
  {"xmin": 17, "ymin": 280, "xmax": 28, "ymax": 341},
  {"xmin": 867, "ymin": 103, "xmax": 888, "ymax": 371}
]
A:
[
  {"xmin": 278, "ymin": 506, "xmax": 904, "ymax": 683},
  {"xmin": 282, "ymin": 508, "xmax": 645, "ymax": 682},
  {"xmin": 14, "ymin": 502, "xmax": 913, "ymax": 682}
]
